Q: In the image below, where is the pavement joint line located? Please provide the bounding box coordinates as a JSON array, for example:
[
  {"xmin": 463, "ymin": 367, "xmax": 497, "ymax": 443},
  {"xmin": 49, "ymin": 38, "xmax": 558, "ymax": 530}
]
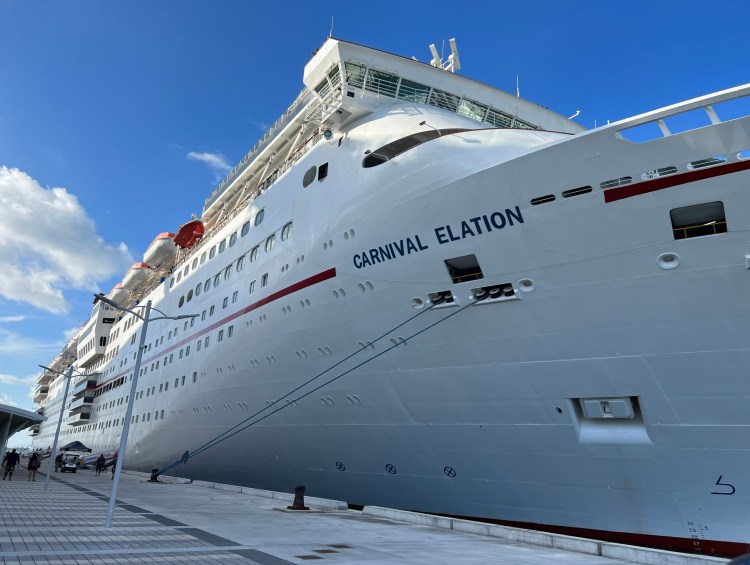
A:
[{"xmin": 1, "ymin": 545, "xmax": 254, "ymax": 556}]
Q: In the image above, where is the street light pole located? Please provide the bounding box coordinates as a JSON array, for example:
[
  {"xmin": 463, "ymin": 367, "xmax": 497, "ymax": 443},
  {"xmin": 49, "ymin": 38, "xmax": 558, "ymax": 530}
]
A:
[
  {"xmin": 94, "ymin": 293, "xmax": 197, "ymax": 528},
  {"xmin": 43, "ymin": 364, "xmax": 73, "ymax": 492},
  {"xmin": 105, "ymin": 299, "xmax": 150, "ymax": 528}
]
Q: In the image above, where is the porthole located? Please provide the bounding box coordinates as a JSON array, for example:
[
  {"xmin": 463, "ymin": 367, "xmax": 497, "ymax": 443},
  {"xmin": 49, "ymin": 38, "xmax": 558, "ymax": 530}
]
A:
[
  {"xmin": 204, "ymin": 279, "xmax": 210, "ymax": 292},
  {"xmin": 302, "ymin": 166, "xmax": 317, "ymax": 187},
  {"xmin": 195, "ymin": 283, "xmax": 202, "ymax": 297},
  {"xmin": 213, "ymin": 274, "xmax": 221, "ymax": 287},
  {"xmin": 265, "ymin": 234, "xmax": 276, "ymax": 252},
  {"xmin": 200, "ymin": 252, "xmax": 207, "ymax": 264},
  {"xmin": 187, "ymin": 289, "xmax": 193, "ymax": 302},
  {"xmin": 178, "ymin": 296, "xmax": 185, "ymax": 308},
  {"xmin": 218, "ymin": 239, "xmax": 226, "ymax": 253},
  {"xmin": 191, "ymin": 258, "xmax": 198, "ymax": 269},
  {"xmin": 229, "ymin": 232, "xmax": 237, "ymax": 247},
  {"xmin": 169, "ymin": 278, "xmax": 175, "ymax": 289},
  {"xmin": 224, "ymin": 265, "xmax": 232, "ymax": 280},
  {"xmin": 281, "ymin": 221, "xmax": 293, "ymax": 241},
  {"xmin": 249, "ymin": 280, "xmax": 256, "ymax": 294},
  {"xmin": 254, "ymin": 208, "xmax": 265, "ymax": 226},
  {"xmin": 176, "ymin": 272, "xmax": 182, "ymax": 283},
  {"xmin": 236, "ymin": 256, "xmax": 245, "ymax": 271},
  {"xmin": 261, "ymin": 273, "xmax": 269, "ymax": 287},
  {"xmin": 209, "ymin": 246, "xmax": 216, "ymax": 259},
  {"xmin": 250, "ymin": 246, "xmax": 259, "ymax": 262},
  {"xmin": 241, "ymin": 222, "xmax": 250, "ymax": 237},
  {"xmin": 183, "ymin": 265, "xmax": 189, "ymax": 277}
]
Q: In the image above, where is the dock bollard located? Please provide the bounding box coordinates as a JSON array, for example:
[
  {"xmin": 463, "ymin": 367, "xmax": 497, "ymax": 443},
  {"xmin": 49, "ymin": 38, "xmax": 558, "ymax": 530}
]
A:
[
  {"xmin": 287, "ymin": 485, "xmax": 310, "ymax": 510},
  {"xmin": 149, "ymin": 468, "xmax": 160, "ymax": 482}
]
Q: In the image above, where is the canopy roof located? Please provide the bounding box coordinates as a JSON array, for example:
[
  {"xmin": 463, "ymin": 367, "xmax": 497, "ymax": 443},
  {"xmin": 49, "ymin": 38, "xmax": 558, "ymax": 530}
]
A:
[
  {"xmin": 0, "ymin": 403, "xmax": 45, "ymax": 458},
  {"xmin": 59, "ymin": 440, "xmax": 91, "ymax": 452}
]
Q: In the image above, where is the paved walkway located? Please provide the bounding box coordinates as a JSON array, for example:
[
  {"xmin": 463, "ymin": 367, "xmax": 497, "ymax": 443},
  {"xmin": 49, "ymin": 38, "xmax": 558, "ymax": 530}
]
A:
[{"xmin": 0, "ymin": 462, "xmax": 728, "ymax": 564}]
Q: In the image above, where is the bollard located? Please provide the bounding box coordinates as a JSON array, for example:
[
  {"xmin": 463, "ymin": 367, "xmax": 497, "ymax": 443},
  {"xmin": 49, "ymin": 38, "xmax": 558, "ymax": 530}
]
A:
[
  {"xmin": 149, "ymin": 468, "xmax": 160, "ymax": 482},
  {"xmin": 287, "ymin": 485, "xmax": 310, "ymax": 510}
]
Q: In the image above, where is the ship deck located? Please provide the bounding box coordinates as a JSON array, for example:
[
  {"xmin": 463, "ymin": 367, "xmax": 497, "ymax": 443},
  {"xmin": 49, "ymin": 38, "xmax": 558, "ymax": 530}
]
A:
[{"xmin": 0, "ymin": 460, "xmax": 727, "ymax": 565}]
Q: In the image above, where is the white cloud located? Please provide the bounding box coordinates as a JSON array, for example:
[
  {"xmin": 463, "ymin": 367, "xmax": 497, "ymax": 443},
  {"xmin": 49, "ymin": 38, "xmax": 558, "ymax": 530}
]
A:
[
  {"xmin": 0, "ymin": 373, "xmax": 37, "ymax": 386},
  {"xmin": 0, "ymin": 315, "xmax": 27, "ymax": 323},
  {"xmin": 187, "ymin": 151, "xmax": 232, "ymax": 179},
  {"xmin": 0, "ymin": 167, "xmax": 133, "ymax": 313},
  {"xmin": 0, "ymin": 327, "xmax": 61, "ymax": 357},
  {"xmin": 0, "ymin": 393, "xmax": 20, "ymax": 407}
]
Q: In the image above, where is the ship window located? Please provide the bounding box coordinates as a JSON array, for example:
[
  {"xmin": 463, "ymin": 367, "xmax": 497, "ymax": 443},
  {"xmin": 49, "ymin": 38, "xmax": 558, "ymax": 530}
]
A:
[
  {"xmin": 236, "ymin": 256, "xmax": 245, "ymax": 271},
  {"xmin": 204, "ymin": 279, "xmax": 210, "ymax": 292},
  {"xmin": 176, "ymin": 272, "xmax": 182, "ymax": 283},
  {"xmin": 261, "ymin": 273, "xmax": 269, "ymax": 287},
  {"xmin": 218, "ymin": 330, "xmax": 224, "ymax": 342},
  {"xmin": 303, "ymin": 166, "xmax": 317, "ymax": 187},
  {"xmin": 222, "ymin": 297, "xmax": 228, "ymax": 309},
  {"xmin": 265, "ymin": 234, "xmax": 276, "ymax": 252},
  {"xmin": 192, "ymin": 258, "xmax": 198, "ymax": 269},
  {"xmin": 363, "ymin": 128, "xmax": 470, "ymax": 168},
  {"xmin": 228, "ymin": 325, "xmax": 234, "ymax": 338},
  {"xmin": 671, "ymin": 201, "xmax": 727, "ymax": 239},
  {"xmin": 175, "ymin": 378, "xmax": 179, "ymax": 387},
  {"xmin": 224, "ymin": 265, "xmax": 232, "ymax": 280},
  {"xmin": 281, "ymin": 221, "xmax": 293, "ymax": 241},
  {"xmin": 192, "ymin": 371, "xmax": 197, "ymax": 383},
  {"xmin": 562, "ymin": 186, "xmax": 592, "ymax": 198},
  {"xmin": 187, "ymin": 289, "xmax": 193, "ymax": 302},
  {"xmin": 444, "ymin": 254, "xmax": 484, "ymax": 284},
  {"xmin": 200, "ymin": 252, "xmax": 207, "ymax": 264},
  {"xmin": 229, "ymin": 232, "xmax": 237, "ymax": 247},
  {"xmin": 183, "ymin": 265, "xmax": 189, "ymax": 277},
  {"xmin": 159, "ymin": 384, "xmax": 163, "ymax": 393},
  {"xmin": 241, "ymin": 222, "xmax": 250, "ymax": 237},
  {"xmin": 232, "ymin": 291, "xmax": 238, "ymax": 303},
  {"xmin": 219, "ymin": 239, "xmax": 226, "ymax": 253},
  {"xmin": 204, "ymin": 336, "xmax": 210, "ymax": 347},
  {"xmin": 600, "ymin": 176, "xmax": 632, "ymax": 189},
  {"xmin": 201, "ymin": 310, "xmax": 206, "ymax": 321},
  {"xmin": 186, "ymin": 345, "xmax": 190, "ymax": 356},
  {"xmin": 254, "ymin": 209, "xmax": 265, "ymax": 226},
  {"xmin": 530, "ymin": 194, "xmax": 555, "ymax": 205},
  {"xmin": 179, "ymin": 349, "xmax": 183, "ymax": 359},
  {"xmin": 178, "ymin": 296, "xmax": 184, "ymax": 308},
  {"xmin": 365, "ymin": 69, "xmax": 398, "ymax": 97},
  {"xmin": 458, "ymin": 98, "xmax": 488, "ymax": 122},
  {"xmin": 429, "ymin": 88, "xmax": 460, "ymax": 112},
  {"xmin": 249, "ymin": 280, "xmax": 256, "ymax": 294},
  {"xmin": 213, "ymin": 274, "xmax": 221, "ymax": 287},
  {"xmin": 484, "ymin": 108, "xmax": 514, "ymax": 129},
  {"xmin": 196, "ymin": 340, "xmax": 202, "ymax": 352},
  {"xmin": 195, "ymin": 283, "xmax": 201, "ymax": 296},
  {"xmin": 397, "ymin": 79, "xmax": 430, "ymax": 104},
  {"xmin": 209, "ymin": 305, "xmax": 215, "ymax": 316},
  {"xmin": 344, "ymin": 62, "xmax": 366, "ymax": 89},
  {"xmin": 318, "ymin": 163, "xmax": 328, "ymax": 181},
  {"xmin": 250, "ymin": 246, "xmax": 259, "ymax": 262},
  {"xmin": 99, "ymin": 336, "xmax": 107, "ymax": 347}
]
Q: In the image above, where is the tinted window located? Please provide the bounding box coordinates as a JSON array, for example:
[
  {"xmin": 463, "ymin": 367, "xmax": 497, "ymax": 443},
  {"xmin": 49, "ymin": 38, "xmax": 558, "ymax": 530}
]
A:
[{"xmin": 362, "ymin": 128, "xmax": 470, "ymax": 168}]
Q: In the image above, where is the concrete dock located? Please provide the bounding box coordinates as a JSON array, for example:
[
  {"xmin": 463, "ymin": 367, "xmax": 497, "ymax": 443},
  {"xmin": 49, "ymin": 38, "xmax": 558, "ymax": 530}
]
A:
[{"xmin": 0, "ymin": 462, "xmax": 729, "ymax": 564}]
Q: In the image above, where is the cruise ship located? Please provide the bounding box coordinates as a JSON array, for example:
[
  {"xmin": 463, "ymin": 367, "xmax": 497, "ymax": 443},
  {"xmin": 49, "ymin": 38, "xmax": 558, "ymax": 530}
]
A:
[{"xmin": 32, "ymin": 37, "xmax": 750, "ymax": 557}]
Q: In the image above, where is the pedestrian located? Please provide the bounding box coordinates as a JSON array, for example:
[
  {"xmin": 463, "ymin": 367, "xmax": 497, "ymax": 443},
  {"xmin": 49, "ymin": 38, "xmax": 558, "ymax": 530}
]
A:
[
  {"xmin": 111, "ymin": 451, "xmax": 118, "ymax": 479},
  {"xmin": 55, "ymin": 453, "xmax": 63, "ymax": 472},
  {"xmin": 27, "ymin": 452, "xmax": 41, "ymax": 481},
  {"xmin": 2, "ymin": 449, "xmax": 20, "ymax": 480},
  {"xmin": 95, "ymin": 454, "xmax": 106, "ymax": 476}
]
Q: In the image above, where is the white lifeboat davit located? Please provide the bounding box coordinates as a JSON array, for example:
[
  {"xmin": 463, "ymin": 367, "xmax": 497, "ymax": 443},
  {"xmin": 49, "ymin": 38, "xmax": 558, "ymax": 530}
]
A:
[
  {"xmin": 143, "ymin": 232, "xmax": 177, "ymax": 268},
  {"xmin": 121, "ymin": 262, "xmax": 154, "ymax": 290},
  {"xmin": 107, "ymin": 283, "xmax": 131, "ymax": 305}
]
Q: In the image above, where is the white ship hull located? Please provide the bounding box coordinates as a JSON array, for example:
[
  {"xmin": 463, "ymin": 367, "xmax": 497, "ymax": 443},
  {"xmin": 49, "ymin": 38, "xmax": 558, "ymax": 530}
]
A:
[{"xmin": 34, "ymin": 38, "xmax": 750, "ymax": 557}]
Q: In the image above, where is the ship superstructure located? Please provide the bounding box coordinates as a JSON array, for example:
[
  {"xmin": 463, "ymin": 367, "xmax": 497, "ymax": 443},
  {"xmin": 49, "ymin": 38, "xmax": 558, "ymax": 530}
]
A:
[{"xmin": 33, "ymin": 37, "xmax": 750, "ymax": 556}]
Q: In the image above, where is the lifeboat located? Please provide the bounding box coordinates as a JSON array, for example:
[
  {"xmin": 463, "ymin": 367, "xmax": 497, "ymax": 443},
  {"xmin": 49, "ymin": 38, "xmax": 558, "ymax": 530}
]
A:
[
  {"xmin": 107, "ymin": 283, "xmax": 131, "ymax": 305},
  {"xmin": 143, "ymin": 232, "xmax": 177, "ymax": 268},
  {"xmin": 174, "ymin": 218, "xmax": 205, "ymax": 248},
  {"xmin": 121, "ymin": 262, "xmax": 153, "ymax": 290}
]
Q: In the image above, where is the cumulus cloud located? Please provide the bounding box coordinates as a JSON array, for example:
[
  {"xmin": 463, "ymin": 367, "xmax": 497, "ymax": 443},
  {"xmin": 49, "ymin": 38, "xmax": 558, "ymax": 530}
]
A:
[
  {"xmin": 187, "ymin": 151, "xmax": 232, "ymax": 180},
  {"xmin": 0, "ymin": 167, "xmax": 132, "ymax": 313}
]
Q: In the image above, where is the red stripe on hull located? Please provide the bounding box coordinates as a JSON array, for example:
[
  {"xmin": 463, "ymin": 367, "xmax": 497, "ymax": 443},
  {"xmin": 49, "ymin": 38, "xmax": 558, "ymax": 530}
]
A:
[{"xmin": 604, "ymin": 159, "xmax": 750, "ymax": 203}]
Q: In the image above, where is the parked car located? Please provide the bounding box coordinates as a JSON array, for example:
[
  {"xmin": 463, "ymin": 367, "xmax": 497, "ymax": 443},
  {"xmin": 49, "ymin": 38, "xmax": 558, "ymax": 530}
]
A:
[{"xmin": 60, "ymin": 454, "xmax": 78, "ymax": 473}]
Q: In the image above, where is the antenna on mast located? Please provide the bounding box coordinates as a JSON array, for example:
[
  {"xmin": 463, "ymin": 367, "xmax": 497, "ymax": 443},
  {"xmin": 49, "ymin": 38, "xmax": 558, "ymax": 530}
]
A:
[
  {"xmin": 329, "ymin": 16, "xmax": 334, "ymax": 37},
  {"xmin": 516, "ymin": 75, "xmax": 520, "ymax": 98},
  {"xmin": 428, "ymin": 38, "xmax": 461, "ymax": 73}
]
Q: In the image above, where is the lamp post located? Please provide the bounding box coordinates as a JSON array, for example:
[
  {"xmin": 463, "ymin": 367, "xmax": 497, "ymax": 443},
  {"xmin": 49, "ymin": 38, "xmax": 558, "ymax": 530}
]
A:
[
  {"xmin": 38, "ymin": 364, "xmax": 101, "ymax": 492},
  {"xmin": 93, "ymin": 293, "xmax": 198, "ymax": 528}
]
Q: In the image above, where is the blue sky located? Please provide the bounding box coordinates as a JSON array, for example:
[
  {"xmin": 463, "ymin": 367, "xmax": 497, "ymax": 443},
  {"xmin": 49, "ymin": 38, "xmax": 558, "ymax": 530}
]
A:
[{"xmin": 1, "ymin": 1, "xmax": 748, "ymax": 446}]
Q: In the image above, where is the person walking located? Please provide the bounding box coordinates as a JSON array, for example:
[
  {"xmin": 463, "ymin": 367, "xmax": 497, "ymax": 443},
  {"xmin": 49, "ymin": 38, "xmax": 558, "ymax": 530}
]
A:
[
  {"xmin": 55, "ymin": 453, "xmax": 63, "ymax": 472},
  {"xmin": 2, "ymin": 449, "xmax": 20, "ymax": 480},
  {"xmin": 95, "ymin": 454, "xmax": 106, "ymax": 476},
  {"xmin": 27, "ymin": 452, "xmax": 41, "ymax": 481}
]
